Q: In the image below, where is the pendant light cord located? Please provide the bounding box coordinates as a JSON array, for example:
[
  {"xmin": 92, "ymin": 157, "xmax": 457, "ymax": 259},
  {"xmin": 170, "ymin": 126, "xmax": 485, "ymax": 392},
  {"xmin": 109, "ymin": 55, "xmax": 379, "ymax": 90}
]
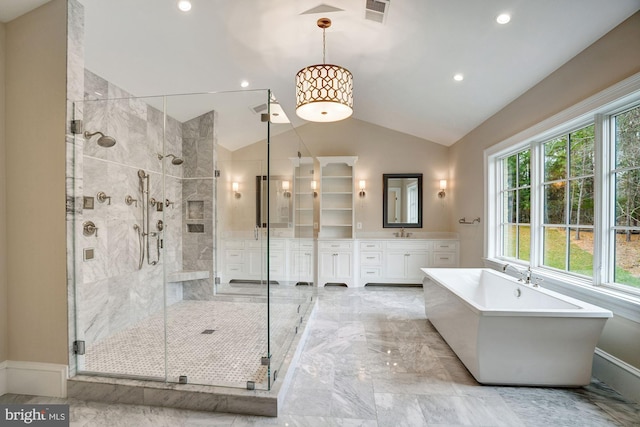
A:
[{"xmin": 322, "ymin": 27, "xmax": 326, "ymax": 64}]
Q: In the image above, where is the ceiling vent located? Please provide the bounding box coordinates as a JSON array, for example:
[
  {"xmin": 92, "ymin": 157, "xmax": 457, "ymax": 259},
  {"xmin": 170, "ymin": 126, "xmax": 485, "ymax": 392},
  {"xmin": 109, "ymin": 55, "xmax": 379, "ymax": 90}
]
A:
[
  {"xmin": 365, "ymin": 0, "xmax": 389, "ymax": 24},
  {"xmin": 250, "ymin": 103, "xmax": 268, "ymax": 115}
]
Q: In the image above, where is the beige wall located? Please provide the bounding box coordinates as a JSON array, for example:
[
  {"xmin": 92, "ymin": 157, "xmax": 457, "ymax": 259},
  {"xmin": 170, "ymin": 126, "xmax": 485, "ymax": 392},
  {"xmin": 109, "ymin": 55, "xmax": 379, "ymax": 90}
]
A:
[
  {"xmin": 5, "ymin": 0, "xmax": 68, "ymax": 364},
  {"xmin": 450, "ymin": 11, "xmax": 640, "ymax": 268},
  {"xmin": 450, "ymin": 12, "xmax": 640, "ymax": 368},
  {"xmin": 0, "ymin": 21, "xmax": 8, "ymax": 363},
  {"xmin": 298, "ymin": 119, "xmax": 451, "ymax": 235},
  {"xmin": 230, "ymin": 119, "xmax": 451, "ymax": 235}
]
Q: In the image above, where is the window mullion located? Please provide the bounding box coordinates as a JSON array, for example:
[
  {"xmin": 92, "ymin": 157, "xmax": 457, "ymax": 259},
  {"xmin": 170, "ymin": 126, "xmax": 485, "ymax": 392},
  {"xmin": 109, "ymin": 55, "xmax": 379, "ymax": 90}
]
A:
[
  {"xmin": 530, "ymin": 141, "xmax": 542, "ymax": 268},
  {"xmin": 593, "ymin": 113, "xmax": 607, "ymax": 285}
]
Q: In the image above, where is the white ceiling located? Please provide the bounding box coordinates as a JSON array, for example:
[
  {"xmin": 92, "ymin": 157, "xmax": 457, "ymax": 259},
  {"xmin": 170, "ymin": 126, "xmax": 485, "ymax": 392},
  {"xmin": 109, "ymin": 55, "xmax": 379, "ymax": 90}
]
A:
[{"xmin": 2, "ymin": 0, "xmax": 639, "ymax": 150}]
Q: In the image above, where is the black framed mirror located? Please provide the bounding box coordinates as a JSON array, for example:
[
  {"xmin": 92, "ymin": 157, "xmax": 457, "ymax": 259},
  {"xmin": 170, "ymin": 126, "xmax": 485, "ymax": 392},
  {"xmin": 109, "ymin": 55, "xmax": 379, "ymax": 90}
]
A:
[
  {"xmin": 256, "ymin": 175, "xmax": 293, "ymax": 228},
  {"xmin": 383, "ymin": 173, "xmax": 423, "ymax": 228}
]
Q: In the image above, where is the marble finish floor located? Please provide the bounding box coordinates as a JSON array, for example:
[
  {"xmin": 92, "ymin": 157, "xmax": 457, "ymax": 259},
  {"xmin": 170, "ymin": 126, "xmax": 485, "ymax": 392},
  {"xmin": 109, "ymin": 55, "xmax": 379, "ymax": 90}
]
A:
[{"xmin": 3, "ymin": 287, "xmax": 639, "ymax": 426}]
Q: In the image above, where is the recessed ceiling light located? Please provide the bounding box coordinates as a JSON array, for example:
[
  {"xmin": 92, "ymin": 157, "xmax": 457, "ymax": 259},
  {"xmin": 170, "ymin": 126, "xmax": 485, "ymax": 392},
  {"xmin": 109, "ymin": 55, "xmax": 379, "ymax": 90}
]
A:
[
  {"xmin": 178, "ymin": 1, "xmax": 192, "ymax": 12},
  {"xmin": 453, "ymin": 74, "xmax": 464, "ymax": 82},
  {"xmin": 496, "ymin": 13, "xmax": 511, "ymax": 24},
  {"xmin": 240, "ymin": 80, "xmax": 249, "ymax": 88}
]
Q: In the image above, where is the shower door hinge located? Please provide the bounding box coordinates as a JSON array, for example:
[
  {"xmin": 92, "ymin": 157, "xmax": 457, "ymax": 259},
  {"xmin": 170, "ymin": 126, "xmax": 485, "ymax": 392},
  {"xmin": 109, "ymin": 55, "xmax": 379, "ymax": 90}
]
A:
[
  {"xmin": 73, "ymin": 340, "xmax": 85, "ymax": 355},
  {"xmin": 70, "ymin": 120, "xmax": 83, "ymax": 135},
  {"xmin": 214, "ymin": 170, "xmax": 220, "ymax": 178},
  {"xmin": 260, "ymin": 113, "xmax": 269, "ymax": 122},
  {"xmin": 214, "ymin": 277, "xmax": 221, "ymax": 284},
  {"xmin": 261, "ymin": 356, "xmax": 271, "ymax": 366}
]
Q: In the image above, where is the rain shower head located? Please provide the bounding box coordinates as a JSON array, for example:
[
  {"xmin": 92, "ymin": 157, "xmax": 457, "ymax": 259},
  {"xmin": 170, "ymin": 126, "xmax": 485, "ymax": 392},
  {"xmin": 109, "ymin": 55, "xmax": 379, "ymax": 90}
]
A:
[
  {"xmin": 157, "ymin": 153, "xmax": 184, "ymax": 165},
  {"xmin": 84, "ymin": 130, "xmax": 116, "ymax": 148}
]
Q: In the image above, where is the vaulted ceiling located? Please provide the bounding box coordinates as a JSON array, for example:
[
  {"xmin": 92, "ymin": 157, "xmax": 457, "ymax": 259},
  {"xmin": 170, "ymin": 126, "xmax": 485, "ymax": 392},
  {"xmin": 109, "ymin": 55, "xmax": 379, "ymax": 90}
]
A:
[{"xmin": 2, "ymin": 0, "xmax": 639, "ymax": 150}]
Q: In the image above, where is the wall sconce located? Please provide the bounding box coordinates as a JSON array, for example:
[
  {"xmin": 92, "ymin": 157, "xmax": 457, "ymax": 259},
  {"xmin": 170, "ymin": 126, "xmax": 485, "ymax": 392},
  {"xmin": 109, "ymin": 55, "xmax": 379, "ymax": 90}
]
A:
[
  {"xmin": 311, "ymin": 180, "xmax": 318, "ymax": 198},
  {"xmin": 359, "ymin": 180, "xmax": 366, "ymax": 198},
  {"xmin": 232, "ymin": 182, "xmax": 241, "ymax": 199},
  {"xmin": 282, "ymin": 180, "xmax": 291, "ymax": 198},
  {"xmin": 438, "ymin": 179, "xmax": 447, "ymax": 198}
]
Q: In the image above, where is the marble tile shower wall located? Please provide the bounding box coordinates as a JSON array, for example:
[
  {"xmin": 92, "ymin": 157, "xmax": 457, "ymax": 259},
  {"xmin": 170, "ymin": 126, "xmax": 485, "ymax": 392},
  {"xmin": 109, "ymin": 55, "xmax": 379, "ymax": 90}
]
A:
[
  {"xmin": 78, "ymin": 70, "xmax": 184, "ymax": 347},
  {"xmin": 181, "ymin": 112, "xmax": 216, "ymax": 300}
]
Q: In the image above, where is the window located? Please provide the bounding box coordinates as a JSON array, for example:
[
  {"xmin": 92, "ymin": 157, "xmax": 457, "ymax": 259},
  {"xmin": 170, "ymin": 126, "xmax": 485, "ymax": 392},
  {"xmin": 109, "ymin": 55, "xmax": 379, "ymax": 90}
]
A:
[
  {"xmin": 542, "ymin": 125, "xmax": 595, "ymax": 277},
  {"xmin": 612, "ymin": 105, "xmax": 640, "ymax": 288},
  {"xmin": 487, "ymin": 80, "xmax": 640, "ymax": 296},
  {"xmin": 499, "ymin": 149, "xmax": 530, "ymax": 261}
]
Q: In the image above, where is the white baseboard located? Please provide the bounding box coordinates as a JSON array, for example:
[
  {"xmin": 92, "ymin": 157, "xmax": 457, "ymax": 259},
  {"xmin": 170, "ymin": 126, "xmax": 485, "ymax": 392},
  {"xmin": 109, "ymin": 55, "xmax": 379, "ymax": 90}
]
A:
[
  {"xmin": 0, "ymin": 361, "xmax": 7, "ymax": 396},
  {"xmin": 0, "ymin": 360, "xmax": 67, "ymax": 398},
  {"xmin": 593, "ymin": 348, "xmax": 640, "ymax": 403}
]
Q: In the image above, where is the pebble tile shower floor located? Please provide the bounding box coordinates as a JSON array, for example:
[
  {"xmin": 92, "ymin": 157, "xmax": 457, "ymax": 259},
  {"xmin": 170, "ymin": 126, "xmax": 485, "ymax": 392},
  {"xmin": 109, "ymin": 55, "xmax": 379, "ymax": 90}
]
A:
[{"xmin": 82, "ymin": 298, "xmax": 302, "ymax": 387}]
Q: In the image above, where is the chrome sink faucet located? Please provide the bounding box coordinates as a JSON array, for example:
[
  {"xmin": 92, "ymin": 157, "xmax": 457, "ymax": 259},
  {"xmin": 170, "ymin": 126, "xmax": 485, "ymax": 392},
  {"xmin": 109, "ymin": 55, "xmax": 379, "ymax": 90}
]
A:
[{"xmin": 393, "ymin": 227, "xmax": 411, "ymax": 238}]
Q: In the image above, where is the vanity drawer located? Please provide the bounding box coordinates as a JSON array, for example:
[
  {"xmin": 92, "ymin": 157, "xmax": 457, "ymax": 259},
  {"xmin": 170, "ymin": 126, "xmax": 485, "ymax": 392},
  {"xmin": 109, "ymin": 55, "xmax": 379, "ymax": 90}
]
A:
[
  {"xmin": 433, "ymin": 241, "xmax": 458, "ymax": 251},
  {"xmin": 360, "ymin": 267, "xmax": 381, "ymax": 279},
  {"xmin": 247, "ymin": 240, "xmax": 285, "ymax": 249},
  {"xmin": 224, "ymin": 240, "xmax": 244, "ymax": 249},
  {"xmin": 360, "ymin": 252, "xmax": 382, "ymax": 265},
  {"xmin": 290, "ymin": 240, "xmax": 314, "ymax": 250},
  {"xmin": 432, "ymin": 252, "xmax": 457, "ymax": 267},
  {"xmin": 319, "ymin": 241, "xmax": 352, "ymax": 250},
  {"xmin": 387, "ymin": 240, "xmax": 430, "ymax": 250},
  {"xmin": 225, "ymin": 250, "xmax": 244, "ymax": 263},
  {"xmin": 360, "ymin": 241, "xmax": 383, "ymax": 251},
  {"xmin": 225, "ymin": 264, "xmax": 243, "ymax": 274}
]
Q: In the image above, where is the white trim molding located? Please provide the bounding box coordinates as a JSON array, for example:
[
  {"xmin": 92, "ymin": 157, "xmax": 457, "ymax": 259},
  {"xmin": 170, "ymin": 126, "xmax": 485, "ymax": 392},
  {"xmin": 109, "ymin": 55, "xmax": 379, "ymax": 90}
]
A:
[
  {"xmin": 0, "ymin": 361, "xmax": 7, "ymax": 396},
  {"xmin": 1, "ymin": 360, "xmax": 68, "ymax": 398},
  {"xmin": 593, "ymin": 348, "xmax": 640, "ymax": 404}
]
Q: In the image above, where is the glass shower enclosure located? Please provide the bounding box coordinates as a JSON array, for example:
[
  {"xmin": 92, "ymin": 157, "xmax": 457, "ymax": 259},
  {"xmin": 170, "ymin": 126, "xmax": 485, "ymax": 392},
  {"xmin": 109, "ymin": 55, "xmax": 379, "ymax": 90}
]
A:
[{"xmin": 70, "ymin": 86, "xmax": 315, "ymax": 390}]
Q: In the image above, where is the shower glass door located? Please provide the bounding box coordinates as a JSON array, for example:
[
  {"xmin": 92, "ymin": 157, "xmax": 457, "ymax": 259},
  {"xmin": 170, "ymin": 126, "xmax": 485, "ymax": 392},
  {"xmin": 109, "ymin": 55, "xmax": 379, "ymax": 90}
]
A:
[
  {"xmin": 72, "ymin": 92, "xmax": 170, "ymax": 380},
  {"xmin": 163, "ymin": 90, "xmax": 270, "ymax": 388}
]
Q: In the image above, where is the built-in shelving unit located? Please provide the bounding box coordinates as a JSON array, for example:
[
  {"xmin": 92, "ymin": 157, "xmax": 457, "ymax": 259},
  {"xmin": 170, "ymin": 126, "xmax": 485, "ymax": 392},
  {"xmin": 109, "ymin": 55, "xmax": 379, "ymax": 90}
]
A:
[
  {"xmin": 317, "ymin": 156, "xmax": 357, "ymax": 239},
  {"xmin": 291, "ymin": 157, "xmax": 315, "ymax": 238}
]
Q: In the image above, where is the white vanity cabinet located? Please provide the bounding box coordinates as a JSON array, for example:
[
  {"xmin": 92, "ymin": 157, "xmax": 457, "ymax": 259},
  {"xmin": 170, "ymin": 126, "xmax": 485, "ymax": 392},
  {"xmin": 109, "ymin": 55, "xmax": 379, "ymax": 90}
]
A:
[
  {"xmin": 289, "ymin": 238, "xmax": 315, "ymax": 284},
  {"xmin": 431, "ymin": 240, "xmax": 459, "ymax": 267},
  {"xmin": 318, "ymin": 240, "xmax": 354, "ymax": 286},
  {"xmin": 222, "ymin": 238, "xmax": 287, "ymax": 282},
  {"xmin": 356, "ymin": 238, "xmax": 459, "ymax": 287},
  {"xmin": 359, "ymin": 241, "xmax": 384, "ymax": 283},
  {"xmin": 385, "ymin": 240, "xmax": 431, "ymax": 282}
]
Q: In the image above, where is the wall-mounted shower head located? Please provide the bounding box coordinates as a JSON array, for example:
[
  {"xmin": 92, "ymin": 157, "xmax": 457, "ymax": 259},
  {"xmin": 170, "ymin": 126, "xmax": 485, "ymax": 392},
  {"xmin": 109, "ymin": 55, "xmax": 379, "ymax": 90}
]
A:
[
  {"xmin": 157, "ymin": 153, "xmax": 184, "ymax": 165},
  {"xmin": 84, "ymin": 130, "xmax": 116, "ymax": 148}
]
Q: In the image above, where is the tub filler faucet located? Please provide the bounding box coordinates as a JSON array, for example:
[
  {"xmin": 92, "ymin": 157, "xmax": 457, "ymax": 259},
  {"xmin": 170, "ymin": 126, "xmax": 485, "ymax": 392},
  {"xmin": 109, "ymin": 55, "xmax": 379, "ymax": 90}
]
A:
[{"xmin": 503, "ymin": 264, "xmax": 541, "ymax": 287}]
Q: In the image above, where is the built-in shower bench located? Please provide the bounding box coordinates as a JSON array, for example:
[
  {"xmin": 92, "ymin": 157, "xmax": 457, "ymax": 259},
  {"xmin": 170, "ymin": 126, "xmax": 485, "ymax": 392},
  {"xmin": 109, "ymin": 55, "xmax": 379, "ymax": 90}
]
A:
[
  {"xmin": 168, "ymin": 270, "xmax": 211, "ymax": 300},
  {"xmin": 167, "ymin": 270, "xmax": 210, "ymax": 282}
]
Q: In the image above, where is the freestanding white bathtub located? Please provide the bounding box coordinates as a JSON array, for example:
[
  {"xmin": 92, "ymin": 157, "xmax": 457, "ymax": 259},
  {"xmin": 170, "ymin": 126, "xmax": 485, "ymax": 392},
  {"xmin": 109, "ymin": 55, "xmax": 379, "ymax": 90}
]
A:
[{"xmin": 421, "ymin": 268, "xmax": 612, "ymax": 386}]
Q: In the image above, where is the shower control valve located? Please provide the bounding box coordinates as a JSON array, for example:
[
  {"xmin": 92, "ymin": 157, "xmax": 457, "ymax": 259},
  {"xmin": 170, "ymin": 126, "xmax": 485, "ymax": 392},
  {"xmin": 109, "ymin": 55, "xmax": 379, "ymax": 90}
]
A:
[
  {"xmin": 165, "ymin": 199, "xmax": 174, "ymax": 208},
  {"xmin": 96, "ymin": 191, "xmax": 111, "ymax": 205},
  {"xmin": 125, "ymin": 195, "xmax": 138, "ymax": 207},
  {"xmin": 83, "ymin": 221, "xmax": 99, "ymax": 237}
]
